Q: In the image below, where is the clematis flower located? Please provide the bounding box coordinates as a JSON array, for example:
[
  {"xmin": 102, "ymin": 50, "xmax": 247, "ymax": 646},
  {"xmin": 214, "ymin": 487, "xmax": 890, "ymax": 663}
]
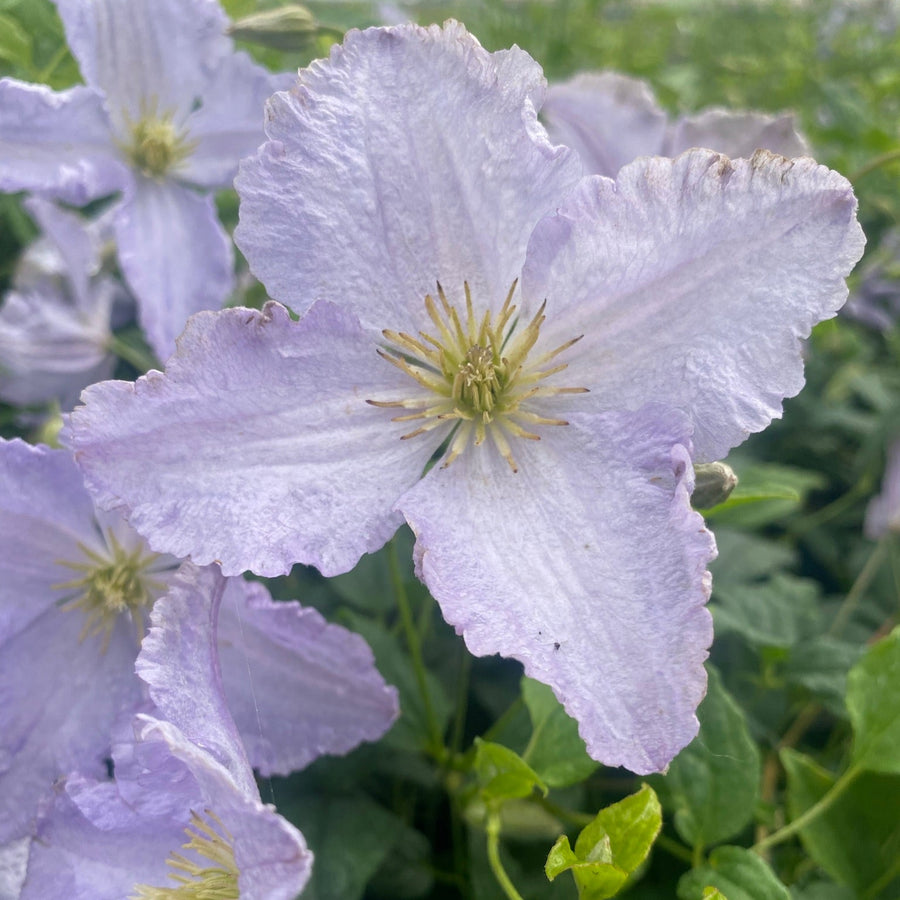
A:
[
  {"xmin": 19, "ymin": 564, "xmax": 312, "ymax": 900},
  {"xmin": 865, "ymin": 440, "xmax": 900, "ymax": 538},
  {"xmin": 0, "ymin": 0, "xmax": 288, "ymax": 359},
  {"xmin": 0, "ymin": 197, "xmax": 126, "ymax": 411},
  {"xmin": 542, "ymin": 70, "xmax": 809, "ymax": 179},
  {"xmin": 0, "ymin": 438, "xmax": 397, "ymax": 844},
  {"xmin": 66, "ymin": 22, "xmax": 865, "ymax": 773}
]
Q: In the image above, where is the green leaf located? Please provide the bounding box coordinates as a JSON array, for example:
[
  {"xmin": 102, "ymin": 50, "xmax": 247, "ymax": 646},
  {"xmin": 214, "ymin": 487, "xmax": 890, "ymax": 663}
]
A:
[
  {"xmin": 545, "ymin": 784, "xmax": 662, "ymax": 899},
  {"xmin": 711, "ymin": 575, "xmax": 819, "ymax": 649},
  {"xmin": 677, "ymin": 847, "xmax": 790, "ymax": 900},
  {"xmin": 474, "ymin": 739, "xmax": 548, "ymax": 805},
  {"xmin": 286, "ymin": 793, "xmax": 406, "ymax": 900},
  {"xmin": 0, "ymin": 12, "xmax": 32, "ymax": 69},
  {"xmin": 703, "ymin": 890, "xmax": 729, "ymax": 900},
  {"xmin": 784, "ymin": 637, "xmax": 863, "ymax": 716},
  {"xmin": 781, "ymin": 749, "xmax": 900, "ymax": 897},
  {"xmin": 846, "ymin": 627, "xmax": 900, "ymax": 774},
  {"xmin": 521, "ymin": 677, "xmax": 599, "ymax": 788},
  {"xmin": 656, "ymin": 667, "xmax": 759, "ymax": 848}
]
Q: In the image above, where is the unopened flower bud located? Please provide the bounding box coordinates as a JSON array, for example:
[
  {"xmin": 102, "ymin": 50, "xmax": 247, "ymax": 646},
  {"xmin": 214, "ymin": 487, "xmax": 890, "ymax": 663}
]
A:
[
  {"xmin": 692, "ymin": 461, "xmax": 738, "ymax": 509},
  {"xmin": 228, "ymin": 6, "xmax": 319, "ymax": 52}
]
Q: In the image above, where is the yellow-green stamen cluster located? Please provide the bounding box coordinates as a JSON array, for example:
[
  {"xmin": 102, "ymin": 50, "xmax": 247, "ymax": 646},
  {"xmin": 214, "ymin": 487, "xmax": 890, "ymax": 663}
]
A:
[
  {"xmin": 369, "ymin": 281, "xmax": 586, "ymax": 472},
  {"xmin": 56, "ymin": 531, "xmax": 164, "ymax": 648},
  {"xmin": 132, "ymin": 810, "xmax": 240, "ymax": 900},
  {"xmin": 123, "ymin": 104, "xmax": 195, "ymax": 179}
]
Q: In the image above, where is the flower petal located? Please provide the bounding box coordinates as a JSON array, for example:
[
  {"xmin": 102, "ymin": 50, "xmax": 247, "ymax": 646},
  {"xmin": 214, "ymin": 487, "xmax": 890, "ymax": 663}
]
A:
[
  {"xmin": 113, "ymin": 178, "xmax": 234, "ymax": 360},
  {"xmin": 0, "ymin": 608, "xmax": 142, "ymax": 843},
  {"xmin": 234, "ymin": 21, "xmax": 580, "ymax": 327},
  {"xmin": 53, "ymin": 0, "xmax": 229, "ymax": 131},
  {"xmin": 665, "ymin": 109, "xmax": 810, "ymax": 159},
  {"xmin": 523, "ymin": 150, "xmax": 865, "ymax": 462},
  {"xmin": 65, "ymin": 301, "xmax": 432, "ymax": 578},
  {"xmin": 0, "ymin": 440, "xmax": 101, "ymax": 640},
  {"xmin": 542, "ymin": 71, "xmax": 668, "ymax": 177},
  {"xmin": 0, "ymin": 79, "xmax": 126, "ymax": 204},
  {"xmin": 136, "ymin": 563, "xmax": 256, "ymax": 797},
  {"xmin": 399, "ymin": 404, "xmax": 715, "ymax": 774},
  {"xmin": 219, "ymin": 577, "xmax": 399, "ymax": 776},
  {"xmin": 180, "ymin": 54, "xmax": 292, "ymax": 190}
]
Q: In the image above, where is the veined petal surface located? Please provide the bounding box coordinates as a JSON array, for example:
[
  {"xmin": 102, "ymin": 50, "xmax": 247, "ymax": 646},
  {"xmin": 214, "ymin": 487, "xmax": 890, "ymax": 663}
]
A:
[
  {"xmin": 219, "ymin": 577, "xmax": 399, "ymax": 776},
  {"xmin": 524, "ymin": 150, "xmax": 865, "ymax": 462},
  {"xmin": 66, "ymin": 301, "xmax": 434, "ymax": 577},
  {"xmin": 53, "ymin": 0, "xmax": 229, "ymax": 132},
  {"xmin": 235, "ymin": 21, "xmax": 581, "ymax": 327},
  {"xmin": 113, "ymin": 178, "xmax": 234, "ymax": 360},
  {"xmin": 0, "ymin": 80, "xmax": 127, "ymax": 204},
  {"xmin": 399, "ymin": 404, "xmax": 715, "ymax": 774},
  {"xmin": 542, "ymin": 71, "xmax": 668, "ymax": 177}
]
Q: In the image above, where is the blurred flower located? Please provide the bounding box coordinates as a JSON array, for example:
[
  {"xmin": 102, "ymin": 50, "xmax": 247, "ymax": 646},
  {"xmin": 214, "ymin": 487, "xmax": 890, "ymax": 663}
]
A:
[
  {"xmin": 19, "ymin": 564, "xmax": 312, "ymax": 900},
  {"xmin": 866, "ymin": 440, "xmax": 900, "ymax": 538},
  {"xmin": 542, "ymin": 70, "xmax": 810, "ymax": 178},
  {"xmin": 67, "ymin": 22, "xmax": 864, "ymax": 773},
  {"xmin": 0, "ymin": 438, "xmax": 397, "ymax": 844},
  {"xmin": 0, "ymin": 0, "xmax": 289, "ymax": 359},
  {"xmin": 0, "ymin": 197, "xmax": 127, "ymax": 411},
  {"xmin": 843, "ymin": 227, "xmax": 900, "ymax": 331}
]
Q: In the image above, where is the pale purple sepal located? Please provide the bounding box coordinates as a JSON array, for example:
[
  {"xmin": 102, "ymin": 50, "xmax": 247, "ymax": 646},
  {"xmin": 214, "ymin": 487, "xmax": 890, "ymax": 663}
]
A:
[
  {"xmin": 235, "ymin": 21, "xmax": 581, "ymax": 327},
  {"xmin": 543, "ymin": 70, "xmax": 810, "ymax": 178},
  {"xmin": 64, "ymin": 301, "xmax": 434, "ymax": 577},
  {"xmin": 0, "ymin": 79, "xmax": 128, "ymax": 204},
  {"xmin": 866, "ymin": 440, "xmax": 900, "ymax": 539},
  {"xmin": 0, "ymin": 200, "xmax": 122, "ymax": 409},
  {"xmin": 400, "ymin": 404, "xmax": 715, "ymax": 774},
  {"xmin": 0, "ymin": 439, "xmax": 177, "ymax": 843},
  {"xmin": 523, "ymin": 151, "xmax": 866, "ymax": 462},
  {"xmin": 542, "ymin": 72, "xmax": 667, "ymax": 178},
  {"xmin": 0, "ymin": 838, "xmax": 29, "ymax": 900},
  {"xmin": 219, "ymin": 577, "xmax": 399, "ymax": 775},
  {"xmin": 113, "ymin": 179, "xmax": 234, "ymax": 360},
  {"xmin": 19, "ymin": 562, "xmax": 312, "ymax": 899}
]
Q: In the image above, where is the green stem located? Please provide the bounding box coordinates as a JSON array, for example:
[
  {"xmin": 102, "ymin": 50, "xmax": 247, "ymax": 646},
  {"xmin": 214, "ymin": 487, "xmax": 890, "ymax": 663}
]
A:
[
  {"xmin": 655, "ymin": 833, "xmax": 694, "ymax": 865},
  {"xmin": 450, "ymin": 647, "xmax": 471, "ymax": 756},
  {"xmin": 388, "ymin": 538, "xmax": 444, "ymax": 757},
  {"xmin": 534, "ymin": 796, "xmax": 593, "ymax": 828},
  {"xmin": 106, "ymin": 333, "xmax": 159, "ymax": 374},
  {"xmin": 752, "ymin": 765, "xmax": 862, "ymax": 854},
  {"xmin": 829, "ymin": 538, "xmax": 889, "ymax": 636},
  {"xmin": 486, "ymin": 813, "xmax": 525, "ymax": 900},
  {"xmin": 850, "ymin": 147, "xmax": 900, "ymax": 182}
]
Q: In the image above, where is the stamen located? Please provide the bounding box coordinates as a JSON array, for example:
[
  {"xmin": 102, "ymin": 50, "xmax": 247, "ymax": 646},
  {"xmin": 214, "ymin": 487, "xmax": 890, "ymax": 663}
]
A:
[{"xmin": 369, "ymin": 281, "xmax": 586, "ymax": 472}]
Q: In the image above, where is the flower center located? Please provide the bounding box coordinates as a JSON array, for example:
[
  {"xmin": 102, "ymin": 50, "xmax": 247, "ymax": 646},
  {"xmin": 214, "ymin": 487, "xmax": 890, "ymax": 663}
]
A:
[
  {"xmin": 131, "ymin": 810, "xmax": 240, "ymax": 900},
  {"xmin": 55, "ymin": 531, "xmax": 165, "ymax": 649},
  {"xmin": 124, "ymin": 106, "xmax": 195, "ymax": 178},
  {"xmin": 369, "ymin": 281, "xmax": 586, "ymax": 472}
]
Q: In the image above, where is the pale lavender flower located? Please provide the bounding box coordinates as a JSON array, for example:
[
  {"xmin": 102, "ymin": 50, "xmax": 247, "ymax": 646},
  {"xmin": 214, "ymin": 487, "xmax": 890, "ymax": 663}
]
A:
[
  {"xmin": 0, "ymin": 438, "xmax": 396, "ymax": 844},
  {"xmin": 0, "ymin": 0, "xmax": 288, "ymax": 359},
  {"xmin": 542, "ymin": 70, "xmax": 810, "ymax": 179},
  {"xmin": 0, "ymin": 198, "xmax": 126, "ymax": 410},
  {"xmin": 866, "ymin": 440, "xmax": 900, "ymax": 538},
  {"xmin": 19, "ymin": 564, "xmax": 312, "ymax": 900},
  {"xmin": 843, "ymin": 228, "xmax": 900, "ymax": 331},
  {"xmin": 66, "ymin": 23, "xmax": 864, "ymax": 773}
]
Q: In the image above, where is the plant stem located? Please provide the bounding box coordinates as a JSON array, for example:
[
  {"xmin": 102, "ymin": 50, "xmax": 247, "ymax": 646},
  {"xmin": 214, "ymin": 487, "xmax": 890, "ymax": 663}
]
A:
[
  {"xmin": 655, "ymin": 833, "xmax": 694, "ymax": 865},
  {"xmin": 486, "ymin": 813, "xmax": 525, "ymax": 900},
  {"xmin": 106, "ymin": 333, "xmax": 159, "ymax": 374},
  {"xmin": 829, "ymin": 537, "xmax": 888, "ymax": 636},
  {"xmin": 850, "ymin": 147, "xmax": 900, "ymax": 182},
  {"xmin": 752, "ymin": 765, "xmax": 861, "ymax": 854},
  {"xmin": 387, "ymin": 538, "xmax": 444, "ymax": 757}
]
